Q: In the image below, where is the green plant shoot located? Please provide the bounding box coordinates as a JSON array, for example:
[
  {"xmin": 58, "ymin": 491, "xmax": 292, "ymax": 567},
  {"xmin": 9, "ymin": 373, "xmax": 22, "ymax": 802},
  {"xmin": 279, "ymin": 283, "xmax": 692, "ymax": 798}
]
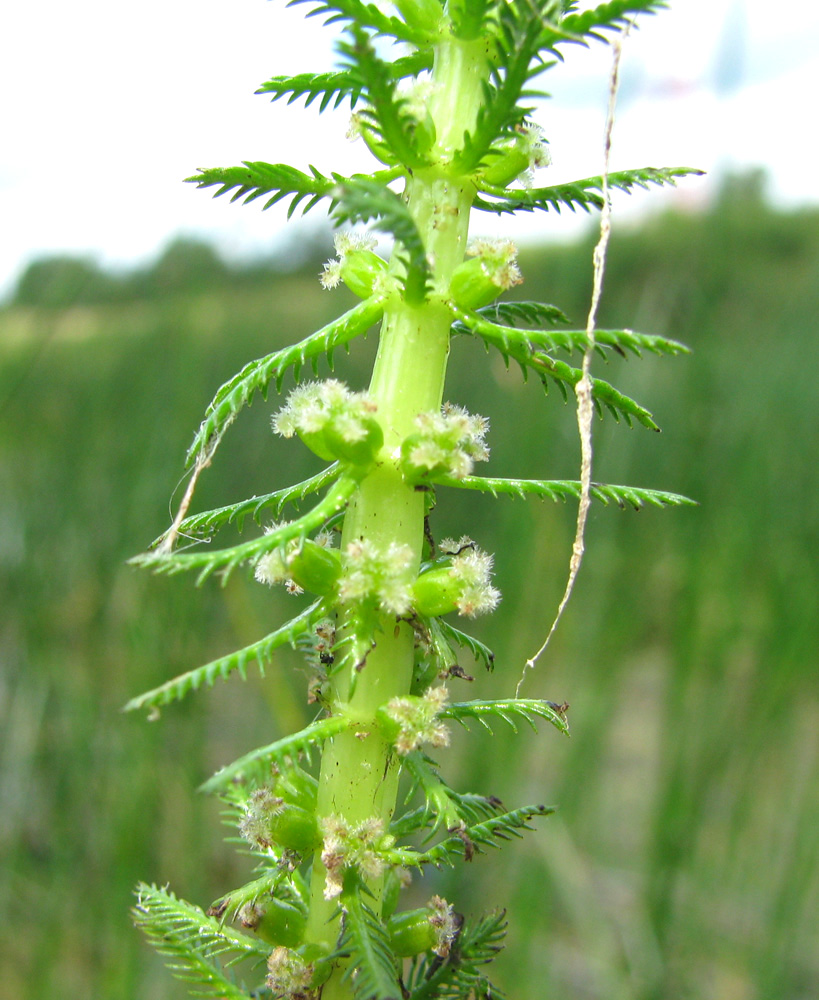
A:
[{"xmin": 128, "ymin": 2, "xmax": 699, "ymax": 997}]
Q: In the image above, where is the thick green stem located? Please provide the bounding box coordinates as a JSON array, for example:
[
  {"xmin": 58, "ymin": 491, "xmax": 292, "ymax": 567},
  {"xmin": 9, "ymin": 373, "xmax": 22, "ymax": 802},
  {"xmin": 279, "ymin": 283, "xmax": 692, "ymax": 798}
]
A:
[{"xmin": 304, "ymin": 30, "xmax": 489, "ymax": 994}]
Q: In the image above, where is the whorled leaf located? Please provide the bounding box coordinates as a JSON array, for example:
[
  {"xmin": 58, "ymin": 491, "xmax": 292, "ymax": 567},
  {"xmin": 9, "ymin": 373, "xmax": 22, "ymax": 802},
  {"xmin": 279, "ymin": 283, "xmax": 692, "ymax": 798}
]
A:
[
  {"xmin": 123, "ymin": 601, "xmax": 325, "ymax": 714},
  {"xmin": 338, "ymin": 28, "xmax": 434, "ymax": 171},
  {"xmin": 454, "ymin": 0, "xmax": 553, "ymax": 173},
  {"xmin": 452, "ymin": 304, "xmax": 660, "ymax": 430},
  {"xmin": 438, "ymin": 474, "xmax": 696, "ymax": 511},
  {"xmin": 186, "ymin": 298, "xmax": 384, "ymax": 468},
  {"xmin": 200, "ymin": 715, "xmax": 350, "ymax": 795},
  {"xmin": 441, "ymin": 698, "xmax": 571, "ymax": 737},
  {"xmin": 131, "ymin": 476, "xmax": 358, "ymax": 585},
  {"xmin": 399, "ymin": 752, "xmax": 503, "ymax": 838},
  {"xmin": 158, "ymin": 464, "xmax": 341, "ymax": 545},
  {"xmin": 474, "ymin": 166, "xmax": 704, "ymax": 215},
  {"xmin": 338, "ymin": 885, "xmax": 402, "ymax": 1000},
  {"xmin": 132, "ymin": 883, "xmax": 266, "ymax": 999},
  {"xmin": 389, "ymin": 804, "xmax": 554, "ymax": 869}
]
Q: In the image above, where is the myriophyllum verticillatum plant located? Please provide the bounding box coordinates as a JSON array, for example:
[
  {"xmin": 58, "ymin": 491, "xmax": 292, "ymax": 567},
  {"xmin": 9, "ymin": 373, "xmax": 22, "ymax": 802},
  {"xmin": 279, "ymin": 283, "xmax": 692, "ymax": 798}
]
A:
[{"xmin": 127, "ymin": 1, "xmax": 699, "ymax": 997}]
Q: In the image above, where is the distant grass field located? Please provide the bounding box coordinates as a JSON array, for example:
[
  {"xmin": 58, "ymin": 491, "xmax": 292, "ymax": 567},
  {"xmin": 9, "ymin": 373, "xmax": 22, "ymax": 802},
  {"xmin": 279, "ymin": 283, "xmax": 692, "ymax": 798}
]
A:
[{"xmin": 1, "ymin": 177, "xmax": 817, "ymax": 999}]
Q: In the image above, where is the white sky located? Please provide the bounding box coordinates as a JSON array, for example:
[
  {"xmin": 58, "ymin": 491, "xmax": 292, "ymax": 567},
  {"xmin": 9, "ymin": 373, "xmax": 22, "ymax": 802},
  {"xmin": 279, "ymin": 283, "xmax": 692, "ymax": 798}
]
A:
[{"xmin": 1, "ymin": 0, "xmax": 817, "ymax": 300}]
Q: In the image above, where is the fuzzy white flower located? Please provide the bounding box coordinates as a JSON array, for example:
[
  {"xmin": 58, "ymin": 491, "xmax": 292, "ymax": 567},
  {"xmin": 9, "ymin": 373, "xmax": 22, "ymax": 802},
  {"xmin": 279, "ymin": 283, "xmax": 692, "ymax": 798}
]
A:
[
  {"xmin": 338, "ymin": 538, "xmax": 415, "ymax": 615},
  {"xmin": 272, "ymin": 379, "xmax": 378, "ymax": 443},
  {"xmin": 383, "ymin": 686, "xmax": 450, "ymax": 755},
  {"xmin": 466, "ymin": 237, "xmax": 523, "ymax": 292},
  {"xmin": 402, "ymin": 403, "xmax": 489, "ymax": 483},
  {"xmin": 319, "ymin": 815, "xmax": 394, "ymax": 900}
]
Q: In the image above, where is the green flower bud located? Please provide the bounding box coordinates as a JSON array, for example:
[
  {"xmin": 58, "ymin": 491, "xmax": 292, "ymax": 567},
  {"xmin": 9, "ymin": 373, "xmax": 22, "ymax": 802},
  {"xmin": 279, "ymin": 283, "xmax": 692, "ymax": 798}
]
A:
[
  {"xmin": 449, "ymin": 239, "xmax": 522, "ymax": 309},
  {"xmin": 480, "ymin": 124, "xmax": 551, "ymax": 188},
  {"xmin": 286, "ymin": 539, "xmax": 342, "ymax": 596},
  {"xmin": 413, "ymin": 540, "xmax": 501, "ymax": 618},
  {"xmin": 399, "ymin": 403, "xmax": 489, "ymax": 486},
  {"xmin": 388, "ymin": 897, "xmax": 459, "ymax": 958},
  {"xmin": 240, "ymin": 897, "xmax": 306, "ymax": 949},
  {"xmin": 339, "ymin": 248, "xmax": 388, "ymax": 299},
  {"xmin": 377, "ymin": 686, "xmax": 449, "ymax": 755},
  {"xmin": 412, "ymin": 565, "xmax": 463, "ymax": 617},
  {"xmin": 322, "ymin": 414, "xmax": 384, "ymax": 469},
  {"xmin": 240, "ymin": 787, "xmax": 321, "ymax": 854},
  {"xmin": 480, "ymin": 146, "xmax": 531, "ymax": 188},
  {"xmin": 267, "ymin": 802, "xmax": 321, "ymax": 853},
  {"xmin": 388, "ymin": 908, "xmax": 438, "ymax": 957},
  {"xmin": 321, "ymin": 233, "xmax": 389, "ymax": 299},
  {"xmin": 266, "ymin": 943, "xmax": 332, "ymax": 996}
]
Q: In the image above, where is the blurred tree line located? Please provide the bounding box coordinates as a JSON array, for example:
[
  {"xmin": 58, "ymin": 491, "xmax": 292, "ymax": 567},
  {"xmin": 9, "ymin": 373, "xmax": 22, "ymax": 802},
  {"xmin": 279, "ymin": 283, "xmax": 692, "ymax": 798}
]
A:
[
  {"xmin": 8, "ymin": 232, "xmax": 332, "ymax": 310},
  {"xmin": 0, "ymin": 173, "xmax": 816, "ymax": 1000}
]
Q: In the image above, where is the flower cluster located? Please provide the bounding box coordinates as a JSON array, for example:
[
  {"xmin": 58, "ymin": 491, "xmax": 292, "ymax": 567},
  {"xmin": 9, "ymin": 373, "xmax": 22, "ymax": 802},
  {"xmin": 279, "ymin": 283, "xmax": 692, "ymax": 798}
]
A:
[
  {"xmin": 413, "ymin": 538, "xmax": 501, "ymax": 618},
  {"xmin": 338, "ymin": 538, "xmax": 415, "ymax": 615},
  {"xmin": 273, "ymin": 380, "xmax": 383, "ymax": 467},
  {"xmin": 265, "ymin": 946, "xmax": 314, "ymax": 998},
  {"xmin": 441, "ymin": 538, "xmax": 501, "ymax": 617},
  {"xmin": 320, "ymin": 815, "xmax": 395, "ymax": 900},
  {"xmin": 380, "ymin": 685, "xmax": 450, "ymax": 755},
  {"xmin": 399, "ymin": 403, "xmax": 489, "ymax": 484},
  {"xmin": 426, "ymin": 895, "xmax": 459, "ymax": 958},
  {"xmin": 239, "ymin": 786, "xmax": 285, "ymax": 851}
]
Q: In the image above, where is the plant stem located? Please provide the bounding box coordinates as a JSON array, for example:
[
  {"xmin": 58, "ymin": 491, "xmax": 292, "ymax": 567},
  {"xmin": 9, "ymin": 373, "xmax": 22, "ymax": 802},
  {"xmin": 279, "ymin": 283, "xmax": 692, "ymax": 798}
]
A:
[{"xmin": 304, "ymin": 30, "xmax": 488, "ymax": 991}]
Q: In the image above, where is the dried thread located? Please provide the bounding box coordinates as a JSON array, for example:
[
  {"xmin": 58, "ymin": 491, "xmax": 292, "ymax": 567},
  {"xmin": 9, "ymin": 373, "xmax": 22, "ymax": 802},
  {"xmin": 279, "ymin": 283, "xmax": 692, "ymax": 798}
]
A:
[{"xmin": 517, "ymin": 24, "xmax": 629, "ymax": 696}]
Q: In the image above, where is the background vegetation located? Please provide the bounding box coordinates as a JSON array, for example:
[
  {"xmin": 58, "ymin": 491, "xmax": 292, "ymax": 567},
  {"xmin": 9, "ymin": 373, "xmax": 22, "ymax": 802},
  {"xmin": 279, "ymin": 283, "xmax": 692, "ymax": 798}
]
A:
[{"xmin": 1, "ymin": 172, "xmax": 816, "ymax": 1000}]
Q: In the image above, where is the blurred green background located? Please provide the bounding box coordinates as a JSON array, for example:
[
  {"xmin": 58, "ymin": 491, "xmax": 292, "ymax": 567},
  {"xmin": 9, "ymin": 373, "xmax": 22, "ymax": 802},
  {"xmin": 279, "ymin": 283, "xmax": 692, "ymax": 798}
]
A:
[{"xmin": 1, "ymin": 172, "xmax": 817, "ymax": 1000}]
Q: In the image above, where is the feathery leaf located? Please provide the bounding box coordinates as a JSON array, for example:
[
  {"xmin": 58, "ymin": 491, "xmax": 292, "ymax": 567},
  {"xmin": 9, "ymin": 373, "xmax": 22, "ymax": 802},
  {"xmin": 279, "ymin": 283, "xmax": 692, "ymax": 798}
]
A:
[
  {"xmin": 560, "ymin": 0, "xmax": 668, "ymax": 45},
  {"xmin": 438, "ymin": 474, "xmax": 695, "ymax": 510},
  {"xmin": 474, "ymin": 166, "xmax": 704, "ymax": 215},
  {"xmin": 159, "ymin": 464, "xmax": 342, "ymax": 545},
  {"xmin": 257, "ymin": 68, "xmax": 365, "ymax": 111},
  {"xmin": 452, "ymin": 304, "xmax": 661, "ymax": 430},
  {"xmin": 185, "ymin": 299, "xmax": 382, "ymax": 469},
  {"xmin": 123, "ymin": 601, "xmax": 325, "ymax": 714},
  {"xmin": 287, "ymin": 0, "xmax": 432, "ymax": 45},
  {"xmin": 391, "ymin": 804, "xmax": 554, "ymax": 869},
  {"xmin": 208, "ymin": 868, "xmax": 307, "ymax": 927},
  {"xmin": 186, "ymin": 160, "xmax": 337, "ymax": 217},
  {"xmin": 200, "ymin": 715, "xmax": 350, "ymax": 795},
  {"xmin": 435, "ymin": 619, "xmax": 495, "ymax": 673},
  {"xmin": 131, "ymin": 476, "xmax": 358, "ymax": 584},
  {"xmin": 442, "ymin": 698, "xmax": 570, "ymax": 737},
  {"xmin": 338, "ymin": 886, "xmax": 402, "ymax": 1000},
  {"xmin": 132, "ymin": 883, "xmax": 266, "ymax": 998},
  {"xmin": 525, "ymin": 327, "xmax": 690, "ymax": 359},
  {"xmin": 475, "ymin": 300, "xmax": 570, "ymax": 328}
]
